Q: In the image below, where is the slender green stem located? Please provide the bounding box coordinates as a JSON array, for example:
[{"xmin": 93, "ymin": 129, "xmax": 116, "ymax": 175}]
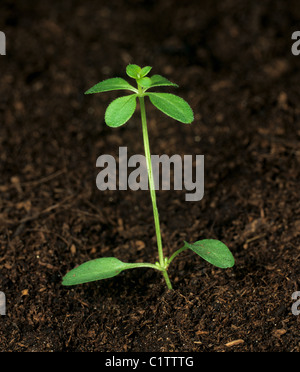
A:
[
  {"xmin": 125, "ymin": 262, "xmax": 162, "ymax": 271},
  {"xmin": 167, "ymin": 245, "xmax": 189, "ymax": 266},
  {"xmin": 162, "ymin": 269, "xmax": 173, "ymax": 289},
  {"xmin": 138, "ymin": 90, "xmax": 172, "ymax": 290},
  {"xmin": 138, "ymin": 95, "xmax": 164, "ymax": 266},
  {"xmin": 126, "ymin": 263, "xmax": 172, "ymax": 290}
]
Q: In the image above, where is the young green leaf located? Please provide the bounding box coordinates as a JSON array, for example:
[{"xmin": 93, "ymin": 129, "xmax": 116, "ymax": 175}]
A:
[
  {"xmin": 147, "ymin": 93, "xmax": 194, "ymax": 124},
  {"xmin": 62, "ymin": 257, "xmax": 161, "ymax": 286},
  {"xmin": 126, "ymin": 64, "xmax": 142, "ymax": 79},
  {"xmin": 62, "ymin": 257, "xmax": 129, "ymax": 286},
  {"xmin": 148, "ymin": 75, "xmax": 179, "ymax": 89},
  {"xmin": 140, "ymin": 66, "xmax": 152, "ymax": 77},
  {"xmin": 85, "ymin": 78, "xmax": 137, "ymax": 94},
  {"xmin": 184, "ymin": 239, "xmax": 235, "ymax": 269},
  {"xmin": 138, "ymin": 77, "xmax": 152, "ymax": 89},
  {"xmin": 105, "ymin": 94, "xmax": 137, "ymax": 127}
]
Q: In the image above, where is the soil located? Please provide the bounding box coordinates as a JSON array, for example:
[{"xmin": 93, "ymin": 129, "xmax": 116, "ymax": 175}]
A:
[{"xmin": 0, "ymin": 0, "xmax": 300, "ymax": 352}]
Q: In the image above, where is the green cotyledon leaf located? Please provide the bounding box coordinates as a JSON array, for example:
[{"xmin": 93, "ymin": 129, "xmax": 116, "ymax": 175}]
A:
[
  {"xmin": 105, "ymin": 94, "xmax": 137, "ymax": 127},
  {"xmin": 147, "ymin": 92, "xmax": 194, "ymax": 124},
  {"xmin": 62, "ymin": 257, "xmax": 130, "ymax": 286},
  {"xmin": 184, "ymin": 239, "xmax": 235, "ymax": 269},
  {"xmin": 62, "ymin": 258, "xmax": 161, "ymax": 286}
]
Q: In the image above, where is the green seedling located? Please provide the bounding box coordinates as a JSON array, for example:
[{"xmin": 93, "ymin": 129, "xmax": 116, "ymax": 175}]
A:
[{"xmin": 62, "ymin": 64, "xmax": 235, "ymax": 290}]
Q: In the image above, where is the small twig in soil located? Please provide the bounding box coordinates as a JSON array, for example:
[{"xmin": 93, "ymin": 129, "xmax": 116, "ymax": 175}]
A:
[{"xmin": 11, "ymin": 194, "xmax": 77, "ymax": 237}]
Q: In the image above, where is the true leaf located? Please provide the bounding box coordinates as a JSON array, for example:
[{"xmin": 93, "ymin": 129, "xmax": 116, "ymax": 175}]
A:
[
  {"xmin": 62, "ymin": 257, "xmax": 130, "ymax": 286},
  {"xmin": 138, "ymin": 77, "xmax": 152, "ymax": 88},
  {"xmin": 105, "ymin": 94, "xmax": 137, "ymax": 127},
  {"xmin": 185, "ymin": 239, "xmax": 235, "ymax": 269},
  {"xmin": 148, "ymin": 75, "xmax": 179, "ymax": 89},
  {"xmin": 126, "ymin": 64, "xmax": 142, "ymax": 79},
  {"xmin": 140, "ymin": 66, "xmax": 152, "ymax": 77},
  {"xmin": 147, "ymin": 93, "xmax": 194, "ymax": 124},
  {"xmin": 85, "ymin": 78, "xmax": 137, "ymax": 94}
]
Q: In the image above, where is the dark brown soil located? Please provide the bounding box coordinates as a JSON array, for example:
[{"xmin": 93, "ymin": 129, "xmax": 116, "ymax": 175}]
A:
[{"xmin": 0, "ymin": 0, "xmax": 300, "ymax": 352}]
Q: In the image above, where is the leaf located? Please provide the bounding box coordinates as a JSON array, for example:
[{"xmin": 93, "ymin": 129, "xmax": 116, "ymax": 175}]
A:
[
  {"xmin": 62, "ymin": 257, "xmax": 130, "ymax": 286},
  {"xmin": 148, "ymin": 75, "xmax": 179, "ymax": 88},
  {"xmin": 140, "ymin": 66, "xmax": 152, "ymax": 77},
  {"xmin": 105, "ymin": 95, "xmax": 137, "ymax": 127},
  {"xmin": 147, "ymin": 93, "xmax": 194, "ymax": 124},
  {"xmin": 85, "ymin": 78, "xmax": 137, "ymax": 94},
  {"xmin": 185, "ymin": 239, "xmax": 235, "ymax": 269},
  {"xmin": 126, "ymin": 64, "xmax": 142, "ymax": 79},
  {"xmin": 138, "ymin": 77, "xmax": 152, "ymax": 88}
]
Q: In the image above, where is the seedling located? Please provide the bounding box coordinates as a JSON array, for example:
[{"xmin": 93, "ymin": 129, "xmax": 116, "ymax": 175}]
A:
[{"xmin": 62, "ymin": 64, "xmax": 235, "ymax": 290}]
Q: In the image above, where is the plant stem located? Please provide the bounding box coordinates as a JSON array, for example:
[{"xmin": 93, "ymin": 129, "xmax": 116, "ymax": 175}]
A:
[
  {"xmin": 138, "ymin": 93, "xmax": 173, "ymax": 290},
  {"xmin": 162, "ymin": 269, "xmax": 173, "ymax": 289},
  {"xmin": 138, "ymin": 96, "xmax": 163, "ymax": 266},
  {"xmin": 125, "ymin": 262, "xmax": 162, "ymax": 271},
  {"xmin": 167, "ymin": 245, "xmax": 189, "ymax": 266}
]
